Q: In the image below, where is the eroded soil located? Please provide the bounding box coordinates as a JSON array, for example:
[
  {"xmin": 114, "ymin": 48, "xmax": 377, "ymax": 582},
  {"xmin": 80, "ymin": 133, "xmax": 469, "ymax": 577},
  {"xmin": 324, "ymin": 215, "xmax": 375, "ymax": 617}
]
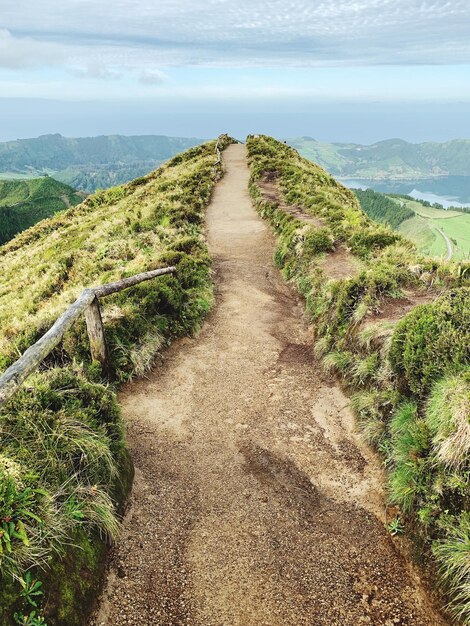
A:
[
  {"xmin": 258, "ymin": 177, "xmax": 324, "ymax": 227},
  {"xmin": 258, "ymin": 176, "xmax": 360, "ymax": 279},
  {"xmin": 91, "ymin": 145, "xmax": 445, "ymax": 626}
]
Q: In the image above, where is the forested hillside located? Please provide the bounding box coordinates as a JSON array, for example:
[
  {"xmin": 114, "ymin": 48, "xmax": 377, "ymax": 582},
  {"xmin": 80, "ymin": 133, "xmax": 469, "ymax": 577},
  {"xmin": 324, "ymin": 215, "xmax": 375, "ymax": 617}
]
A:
[
  {"xmin": 0, "ymin": 134, "xmax": 203, "ymax": 192},
  {"xmin": 289, "ymin": 136, "xmax": 470, "ymax": 178},
  {"xmin": 0, "ymin": 177, "xmax": 84, "ymax": 244},
  {"xmin": 0, "ymin": 137, "xmax": 232, "ymax": 625},
  {"xmin": 354, "ymin": 188, "xmax": 414, "ymax": 228},
  {"xmin": 248, "ymin": 135, "xmax": 470, "ymax": 624}
]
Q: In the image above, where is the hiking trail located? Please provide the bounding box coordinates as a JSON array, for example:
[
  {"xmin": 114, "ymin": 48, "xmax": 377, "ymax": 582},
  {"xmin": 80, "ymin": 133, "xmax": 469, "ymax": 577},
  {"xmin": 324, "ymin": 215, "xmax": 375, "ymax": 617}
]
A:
[{"xmin": 91, "ymin": 144, "xmax": 445, "ymax": 626}]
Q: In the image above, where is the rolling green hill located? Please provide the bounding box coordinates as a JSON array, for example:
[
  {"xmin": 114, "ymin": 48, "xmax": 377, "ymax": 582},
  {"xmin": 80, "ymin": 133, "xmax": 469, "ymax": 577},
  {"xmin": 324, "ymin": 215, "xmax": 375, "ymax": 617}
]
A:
[
  {"xmin": 288, "ymin": 136, "xmax": 470, "ymax": 179},
  {"xmin": 0, "ymin": 177, "xmax": 84, "ymax": 245},
  {"xmin": 396, "ymin": 197, "xmax": 470, "ymax": 261},
  {"xmin": 0, "ymin": 133, "xmax": 203, "ymax": 192}
]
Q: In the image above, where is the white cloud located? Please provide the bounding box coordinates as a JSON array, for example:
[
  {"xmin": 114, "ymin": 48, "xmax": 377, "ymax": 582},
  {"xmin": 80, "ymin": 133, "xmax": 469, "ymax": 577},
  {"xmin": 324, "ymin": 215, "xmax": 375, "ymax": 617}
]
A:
[
  {"xmin": 0, "ymin": 28, "xmax": 63, "ymax": 69},
  {"xmin": 138, "ymin": 69, "xmax": 167, "ymax": 85},
  {"xmin": 1, "ymin": 1, "xmax": 470, "ymax": 68},
  {"xmin": 71, "ymin": 63, "xmax": 122, "ymax": 80}
]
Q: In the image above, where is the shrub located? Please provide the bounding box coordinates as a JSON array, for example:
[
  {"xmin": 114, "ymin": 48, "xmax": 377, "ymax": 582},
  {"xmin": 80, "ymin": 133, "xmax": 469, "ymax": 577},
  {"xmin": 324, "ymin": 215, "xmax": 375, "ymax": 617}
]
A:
[
  {"xmin": 348, "ymin": 225, "xmax": 401, "ymax": 258},
  {"xmin": 302, "ymin": 228, "xmax": 334, "ymax": 256},
  {"xmin": 388, "ymin": 402, "xmax": 432, "ymax": 512},
  {"xmin": 0, "ymin": 366, "xmax": 123, "ymax": 582},
  {"xmin": 390, "ymin": 288, "xmax": 470, "ymax": 395}
]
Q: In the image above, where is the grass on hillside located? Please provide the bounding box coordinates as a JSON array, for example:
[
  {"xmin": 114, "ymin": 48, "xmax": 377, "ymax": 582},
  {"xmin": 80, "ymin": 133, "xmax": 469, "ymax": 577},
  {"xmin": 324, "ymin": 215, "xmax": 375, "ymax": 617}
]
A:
[
  {"xmin": 408, "ymin": 201, "xmax": 463, "ymax": 220},
  {"xmin": 247, "ymin": 134, "xmax": 470, "ymax": 624},
  {"xmin": 397, "ymin": 216, "xmax": 444, "ymax": 256},
  {"xmin": 0, "ymin": 177, "xmax": 84, "ymax": 245},
  {"xmin": 0, "ymin": 136, "xmax": 233, "ymax": 625}
]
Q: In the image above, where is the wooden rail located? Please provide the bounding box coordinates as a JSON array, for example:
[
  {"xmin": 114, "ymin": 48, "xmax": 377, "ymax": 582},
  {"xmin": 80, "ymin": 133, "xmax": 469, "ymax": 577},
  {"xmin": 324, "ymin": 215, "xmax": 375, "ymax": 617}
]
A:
[
  {"xmin": 0, "ymin": 137, "xmax": 225, "ymax": 407},
  {"xmin": 0, "ymin": 266, "xmax": 176, "ymax": 406},
  {"xmin": 215, "ymin": 138, "xmax": 222, "ymax": 165}
]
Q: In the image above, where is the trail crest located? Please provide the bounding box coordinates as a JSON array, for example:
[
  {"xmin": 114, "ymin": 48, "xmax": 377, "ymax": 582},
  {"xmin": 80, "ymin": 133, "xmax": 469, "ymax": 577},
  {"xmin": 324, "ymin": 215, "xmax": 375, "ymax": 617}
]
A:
[{"xmin": 91, "ymin": 145, "xmax": 445, "ymax": 626}]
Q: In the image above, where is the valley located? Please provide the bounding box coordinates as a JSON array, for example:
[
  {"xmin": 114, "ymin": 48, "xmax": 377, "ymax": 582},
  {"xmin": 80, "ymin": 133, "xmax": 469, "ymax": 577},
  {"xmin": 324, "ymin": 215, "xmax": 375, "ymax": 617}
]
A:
[
  {"xmin": 0, "ymin": 133, "xmax": 203, "ymax": 192},
  {"xmin": 288, "ymin": 136, "xmax": 470, "ymax": 180}
]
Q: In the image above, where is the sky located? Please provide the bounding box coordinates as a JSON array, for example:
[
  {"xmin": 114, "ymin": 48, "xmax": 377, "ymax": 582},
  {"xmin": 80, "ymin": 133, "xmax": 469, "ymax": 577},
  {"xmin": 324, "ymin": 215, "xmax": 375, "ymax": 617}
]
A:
[{"xmin": 1, "ymin": 0, "xmax": 470, "ymax": 143}]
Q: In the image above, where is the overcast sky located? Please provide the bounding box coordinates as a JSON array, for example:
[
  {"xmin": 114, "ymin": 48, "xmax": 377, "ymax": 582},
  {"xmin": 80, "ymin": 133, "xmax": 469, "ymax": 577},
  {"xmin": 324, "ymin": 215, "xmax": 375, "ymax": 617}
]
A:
[{"xmin": 1, "ymin": 0, "xmax": 470, "ymax": 142}]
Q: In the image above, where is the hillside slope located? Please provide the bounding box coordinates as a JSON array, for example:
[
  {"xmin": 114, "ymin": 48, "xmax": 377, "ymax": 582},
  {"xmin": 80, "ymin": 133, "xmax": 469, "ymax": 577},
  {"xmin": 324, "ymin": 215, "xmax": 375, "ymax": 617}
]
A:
[
  {"xmin": 0, "ymin": 136, "xmax": 232, "ymax": 625},
  {"xmin": 0, "ymin": 133, "xmax": 203, "ymax": 192},
  {"xmin": 248, "ymin": 135, "xmax": 470, "ymax": 624},
  {"xmin": 0, "ymin": 177, "xmax": 84, "ymax": 244},
  {"xmin": 353, "ymin": 188, "xmax": 414, "ymax": 229},
  {"xmin": 354, "ymin": 188, "xmax": 470, "ymax": 261},
  {"xmin": 289, "ymin": 136, "xmax": 470, "ymax": 178}
]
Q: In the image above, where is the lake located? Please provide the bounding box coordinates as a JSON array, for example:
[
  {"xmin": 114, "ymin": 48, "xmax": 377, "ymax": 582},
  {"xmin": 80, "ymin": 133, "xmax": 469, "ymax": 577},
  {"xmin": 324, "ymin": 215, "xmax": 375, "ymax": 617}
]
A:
[{"xmin": 339, "ymin": 175, "xmax": 470, "ymax": 208}]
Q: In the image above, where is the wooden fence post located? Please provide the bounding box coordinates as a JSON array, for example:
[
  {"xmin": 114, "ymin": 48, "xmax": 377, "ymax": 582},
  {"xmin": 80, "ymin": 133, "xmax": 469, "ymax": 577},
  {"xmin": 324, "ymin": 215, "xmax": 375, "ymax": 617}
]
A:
[
  {"xmin": 85, "ymin": 296, "xmax": 110, "ymax": 372},
  {"xmin": 0, "ymin": 266, "xmax": 176, "ymax": 406}
]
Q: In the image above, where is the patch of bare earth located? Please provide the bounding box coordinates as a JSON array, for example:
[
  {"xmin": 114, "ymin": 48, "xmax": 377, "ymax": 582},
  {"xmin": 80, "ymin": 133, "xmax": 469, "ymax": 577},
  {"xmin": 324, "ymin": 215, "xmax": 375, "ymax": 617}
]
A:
[
  {"xmin": 90, "ymin": 145, "xmax": 446, "ymax": 626},
  {"xmin": 60, "ymin": 193, "xmax": 71, "ymax": 208},
  {"xmin": 320, "ymin": 246, "xmax": 361, "ymax": 280},
  {"xmin": 257, "ymin": 175, "xmax": 360, "ymax": 280},
  {"xmin": 258, "ymin": 176, "xmax": 324, "ymax": 227},
  {"xmin": 369, "ymin": 288, "xmax": 437, "ymax": 323},
  {"xmin": 358, "ymin": 288, "xmax": 439, "ymax": 347}
]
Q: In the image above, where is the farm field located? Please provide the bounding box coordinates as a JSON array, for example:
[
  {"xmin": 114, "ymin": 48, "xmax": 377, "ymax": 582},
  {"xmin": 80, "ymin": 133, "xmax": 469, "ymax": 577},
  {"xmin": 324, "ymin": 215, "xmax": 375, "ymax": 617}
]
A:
[{"xmin": 392, "ymin": 197, "xmax": 470, "ymax": 260}]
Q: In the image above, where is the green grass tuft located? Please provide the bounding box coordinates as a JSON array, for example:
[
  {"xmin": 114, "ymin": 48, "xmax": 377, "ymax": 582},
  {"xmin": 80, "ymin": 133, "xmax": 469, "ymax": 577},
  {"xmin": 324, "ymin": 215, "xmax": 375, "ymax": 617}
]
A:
[{"xmin": 426, "ymin": 370, "xmax": 470, "ymax": 470}]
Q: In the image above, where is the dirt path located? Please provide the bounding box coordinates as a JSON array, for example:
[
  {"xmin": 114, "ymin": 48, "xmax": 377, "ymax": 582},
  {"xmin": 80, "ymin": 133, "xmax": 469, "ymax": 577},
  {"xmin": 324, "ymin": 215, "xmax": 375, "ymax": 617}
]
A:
[
  {"xmin": 91, "ymin": 145, "xmax": 445, "ymax": 626},
  {"xmin": 434, "ymin": 226, "xmax": 453, "ymax": 260}
]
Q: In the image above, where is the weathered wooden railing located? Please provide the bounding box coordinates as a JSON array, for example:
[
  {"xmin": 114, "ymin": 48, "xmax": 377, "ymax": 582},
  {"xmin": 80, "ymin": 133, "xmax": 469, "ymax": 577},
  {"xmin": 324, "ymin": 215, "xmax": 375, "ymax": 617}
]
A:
[
  {"xmin": 0, "ymin": 266, "xmax": 176, "ymax": 406},
  {"xmin": 215, "ymin": 138, "xmax": 222, "ymax": 165},
  {"xmin": 0, "ymin": 138, "xmax": 227, "ymax": 407}
]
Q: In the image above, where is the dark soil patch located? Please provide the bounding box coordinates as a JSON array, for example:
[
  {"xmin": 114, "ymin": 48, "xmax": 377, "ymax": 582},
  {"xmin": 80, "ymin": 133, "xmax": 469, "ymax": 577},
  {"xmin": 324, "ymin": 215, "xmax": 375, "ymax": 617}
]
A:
[
  {"xmin": 278, "ymin": 342, "xmax": 314, "ymax": 364},
  {"xmin": 369, "ymin": 288, "xmax": 437, "ymax": 324},
  {"xmin": 321, "ymin": 246, "xmax": 360, "ymax": 280}
]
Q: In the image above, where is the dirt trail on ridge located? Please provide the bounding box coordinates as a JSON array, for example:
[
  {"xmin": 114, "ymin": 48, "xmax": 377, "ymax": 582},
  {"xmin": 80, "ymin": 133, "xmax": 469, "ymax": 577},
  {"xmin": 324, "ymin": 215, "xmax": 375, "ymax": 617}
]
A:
[{"xmin": 91, "ymin": 145, "xmax": 445, "ymax": 626}]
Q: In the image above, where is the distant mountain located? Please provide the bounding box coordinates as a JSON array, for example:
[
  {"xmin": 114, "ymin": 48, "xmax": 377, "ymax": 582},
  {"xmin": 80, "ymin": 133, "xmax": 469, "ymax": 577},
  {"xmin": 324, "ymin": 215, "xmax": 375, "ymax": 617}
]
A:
[
  {"xmin": 0, "ymin": 177, "xmax": 84, "ymax": 245},
  {"xmin": 0, "ymin": 134, "xmax": 204, "ymax": 192},
  {"xmin": 287, "ymin": 137, "xmax": 470, "ymax": 179}
]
